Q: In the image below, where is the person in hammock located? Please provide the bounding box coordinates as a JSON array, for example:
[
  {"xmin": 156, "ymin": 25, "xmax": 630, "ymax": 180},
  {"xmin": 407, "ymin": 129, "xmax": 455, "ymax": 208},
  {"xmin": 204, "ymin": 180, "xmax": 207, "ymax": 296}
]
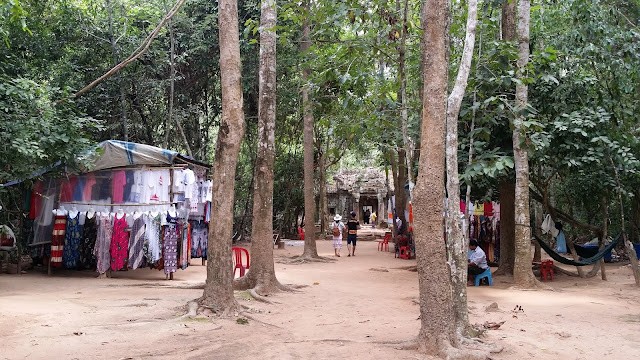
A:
[{"xmin": 468, "ymin": 239, "xmax": 489, "ymax": 282}]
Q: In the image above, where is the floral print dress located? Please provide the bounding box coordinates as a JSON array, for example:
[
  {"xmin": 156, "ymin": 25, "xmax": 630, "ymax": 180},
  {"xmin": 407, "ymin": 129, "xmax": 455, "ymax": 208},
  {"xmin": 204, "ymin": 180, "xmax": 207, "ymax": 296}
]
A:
[
  {"xmin": 62, "ymin": 212, "xmax": 82, "ymax": 268},
  {"xmin": 110, "ymin": 214, "xmax": 129, "ymax": 271}
]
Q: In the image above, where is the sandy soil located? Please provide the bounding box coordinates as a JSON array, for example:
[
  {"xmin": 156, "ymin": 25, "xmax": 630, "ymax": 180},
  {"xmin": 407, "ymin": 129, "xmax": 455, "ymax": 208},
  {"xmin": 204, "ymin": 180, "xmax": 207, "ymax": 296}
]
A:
[{"xmin": 1, "ymin": 239, "xmax": 640, "ymax": 360}]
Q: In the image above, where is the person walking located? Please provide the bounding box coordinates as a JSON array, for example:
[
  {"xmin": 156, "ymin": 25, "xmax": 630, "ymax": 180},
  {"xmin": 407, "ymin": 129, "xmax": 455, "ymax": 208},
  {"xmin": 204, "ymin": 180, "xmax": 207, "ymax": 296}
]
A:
[
  {"xmin": 370, "ymin": 211, "xmax": 377, "ymax": 228},
  {"xmin": 347, "ymin": 211, "xmax": 360, "ymax": 257},
  {"xmin": 331, "ymin": 214, "xmax": 345, "ymax": 257}
]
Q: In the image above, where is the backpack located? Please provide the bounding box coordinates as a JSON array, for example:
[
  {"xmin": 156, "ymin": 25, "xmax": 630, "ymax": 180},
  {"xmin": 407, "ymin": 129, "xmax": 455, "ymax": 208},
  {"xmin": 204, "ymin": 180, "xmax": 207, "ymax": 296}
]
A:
[{"xmin": 332, "ymin": 224, "xmax": 341, "ymax": 237}]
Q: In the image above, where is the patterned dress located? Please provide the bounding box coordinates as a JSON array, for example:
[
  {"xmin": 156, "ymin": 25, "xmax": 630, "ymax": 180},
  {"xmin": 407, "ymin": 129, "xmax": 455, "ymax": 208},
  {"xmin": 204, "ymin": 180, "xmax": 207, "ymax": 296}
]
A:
[
  {"xmin": 95, "ymin": 214, "xmax": 113, "ymax": 274},
  {"xmin": 128, "ymin": 215, "xmax": 146, "ymax": 270},
  {"xmin": 50, "ymin": 215, "xmax": 67, "ymax": 267},
  {"xmin": 62, "ymin": 212, "xmax": 82, "ymax": 268},
  {"xmin": 143, "ymin": 213, "xmax": 162, "ymax": 264},
  {"xmin": 190, "ymin": 221, "xmax": 208, "ymax": 259},
  {"xmin": 110, "ymin": 215, "xmax": 129, "ymax": 271},
  {"xmin": 79, "ymin": 215, "xmax": 97, "ymax": 269},
  {"xmin": 163, "ymin": 212, "xmax": 179, "ymax": 274}
]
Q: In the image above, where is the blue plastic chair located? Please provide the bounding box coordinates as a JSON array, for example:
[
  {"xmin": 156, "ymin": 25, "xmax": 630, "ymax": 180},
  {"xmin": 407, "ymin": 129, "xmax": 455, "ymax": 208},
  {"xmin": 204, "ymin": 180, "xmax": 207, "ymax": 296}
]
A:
[{"xmin": 474, "ymin": 268, "xmax": 493, "ymax": 286}]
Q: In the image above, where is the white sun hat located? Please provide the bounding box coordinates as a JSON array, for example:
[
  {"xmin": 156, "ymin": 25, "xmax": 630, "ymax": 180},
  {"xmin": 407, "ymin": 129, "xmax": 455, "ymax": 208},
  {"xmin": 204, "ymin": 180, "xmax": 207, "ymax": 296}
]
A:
[{"xmin": 334, "ymin": 214, "xmax": 342, "ymax": 221}]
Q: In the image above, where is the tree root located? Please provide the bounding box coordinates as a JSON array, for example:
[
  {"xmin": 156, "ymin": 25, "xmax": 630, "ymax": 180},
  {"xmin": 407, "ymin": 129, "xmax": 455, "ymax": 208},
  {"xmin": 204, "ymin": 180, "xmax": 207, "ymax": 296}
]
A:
[
  {"xmin": 249, "ymin": 288, "xmax": 274, "ymax": 304},
  {"xmin": 277, "ymin": 255, "xmax": 336, "ymax": 265},
  {"xmin": 459, "ymin": 337, "xmax": 503, "ymax": 354},
  {"xmin": 238, "ymin": 311, "xmax": 282, "ymax": 329}
]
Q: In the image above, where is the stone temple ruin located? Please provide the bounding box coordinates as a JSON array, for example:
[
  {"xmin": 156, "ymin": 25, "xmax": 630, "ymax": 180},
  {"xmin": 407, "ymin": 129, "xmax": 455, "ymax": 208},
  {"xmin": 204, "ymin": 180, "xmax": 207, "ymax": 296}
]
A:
[{"xmin": 327, "ymin": 167, "xmax": 394, "ymax": 223}]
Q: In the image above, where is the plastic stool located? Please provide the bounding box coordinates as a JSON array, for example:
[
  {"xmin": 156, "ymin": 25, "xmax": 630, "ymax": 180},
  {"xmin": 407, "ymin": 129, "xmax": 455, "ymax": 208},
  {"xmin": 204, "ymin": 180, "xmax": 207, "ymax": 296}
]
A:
[
  {"xmin": 474, "ymin": 268, "xmax": 493, "ymax": 286},
  {"xmin": 540, "ymin": 260, "xmax": 554, "ymax": 281}
]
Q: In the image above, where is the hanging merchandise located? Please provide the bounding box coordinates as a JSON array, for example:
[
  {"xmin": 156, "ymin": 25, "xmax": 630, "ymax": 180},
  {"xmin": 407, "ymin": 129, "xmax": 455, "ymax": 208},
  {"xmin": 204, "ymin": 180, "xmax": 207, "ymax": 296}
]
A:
[
  {"xmin": 62, "ymin": 210, "xmax": 82, "ymax": 269},
  {"xmin": 163, "ymin": 210, "xmax": 179, "ymax": 275},
  {"xmin": 51, "ymin": 212, "xmax": 67, "ymax": 267},
  {"xmin": 79, "ymin": 213, "xmax": 97, "ymax": 269},
  {"xmin": 95, "ymin": 213, "xmax": 113, "ymax": 274},
  {"xmin": 128, "ymin": 213, "xmax": 146, "ymax": 270},
  {"xmin": 190, "ymin": 221, "xmax": 208, "ymax": 259},
  {"xmin": 110, "ymin": 211, "xmax": 130, "ymax": 271},
  {"xmin": 144, "ymin": 212, "xmax": 163, "ymax": 265}
]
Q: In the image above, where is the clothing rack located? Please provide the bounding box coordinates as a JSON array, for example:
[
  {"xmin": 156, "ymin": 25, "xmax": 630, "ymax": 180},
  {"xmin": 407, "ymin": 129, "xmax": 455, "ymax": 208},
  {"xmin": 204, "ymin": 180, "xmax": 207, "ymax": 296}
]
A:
[{"xmin": 59, "ymin": 201, "xmax": 174, "ymax": 206}]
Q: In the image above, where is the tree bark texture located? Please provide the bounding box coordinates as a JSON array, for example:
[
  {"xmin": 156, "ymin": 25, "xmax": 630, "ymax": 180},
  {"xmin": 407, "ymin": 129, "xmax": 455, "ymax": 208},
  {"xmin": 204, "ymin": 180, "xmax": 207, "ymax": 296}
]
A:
[
  {"xmin": 396, "ymin": 148, "xmax": 408, "ymax": 234},
  {"xmin": 389, "ymin": 150, "xmax": 400, "ymax": 238},
  {"xmin": 301, "ymin": 5, "xmax": 318, "ymax": 258},
  {"xmin": 106, "ymin": 0, "xmax": 129, "ymax": 142},
  {"xmin": 414, "ymin": 0, "xmax": 456, "ymax": 354},
  {"xmin": 501, "ymin": 0, "xmax": 516, "ymax": 41},
  {"xmin": 495, "ymin": 181, "xmax": 515, "ymax": 275},
  {"xmin": 512, "ymin": 0, "xmax": 537, "ymax": 287},
  {"xmin": 234, "ymin": 0, "xmax": 281, "ymax": 294},
  {"xmin": 599, "ymin": 195, "xmax": 608, "ymax": 280},
  {"xmin": 318, "ymin": 150, "xmax": 329, "ymax": 234},
  {"xmin": 397, "ymin": 0, "xmax": 415, "ymax": 197},
  {"xmin": 201, "ymin": 0, "xmax": 246, "ymax": 313},
  {"xmin": 167, "ymin": 16, "xmax": 193, "ymax": 157},
  {"xmin": 445, "ymin": 0, "xmax": 477, "ymax": 338},
  {"xmin": 533, "ymin": 200, "xmax": 542, "ymax": 263}
]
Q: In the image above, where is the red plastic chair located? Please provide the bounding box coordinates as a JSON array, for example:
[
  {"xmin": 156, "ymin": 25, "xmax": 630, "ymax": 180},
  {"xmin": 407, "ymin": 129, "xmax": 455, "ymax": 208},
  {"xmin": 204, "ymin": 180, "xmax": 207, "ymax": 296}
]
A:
[
  {"xmin": 540, "ymin": 260, "xmax": 554, "ymax": 281},
  {"xmin": 398, "ymin": 246, "xmax": 411, "ymax": 259},
  {"xmin": 232, "ymin": 247, "xmax": 250, "ymax": 277},
  {"xmin": 378, "ymin": 233, "xmax": 391, "ymax": 252},
  {"xmin": 298, "ymin": 227, "xmax": 305, "ymax": 241}
]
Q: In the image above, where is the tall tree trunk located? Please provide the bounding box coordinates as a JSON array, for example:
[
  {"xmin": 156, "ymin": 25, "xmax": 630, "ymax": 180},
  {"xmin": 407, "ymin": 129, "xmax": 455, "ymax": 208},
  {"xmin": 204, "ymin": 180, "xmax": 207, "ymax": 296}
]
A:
[
  {"xmin": 445, "ymin": 0, "xmax": 477, "ymax": 338},
  {"xmin": 494, "ymin": 0, "xmax": 518, "ymax": 277},
  {"xmin": 318, "ymin": 148, "xmax": 329, "ymax": 234},
  {"xmin": 610, "ymin": 156, "xmax": 640, "ymax": 286},
  {"xmin": 234, "ymin": 0, "xmax": 281, "ymax": 294},
  {"xmin": 389, "ymin": 149, "xmax": 400, "ymax": 238},
  {"xmin": 414, "ymin": 0, "xmax": 456, "ymax": 354},
  {"xmin": 396, "ymin": 149, "xmax": 408, "ymax": 233},
  {"xmin": 599, "ymin": 195, "xmax": 608, "ymax": 281},
  {"xmin": 495, "ymin": 181, "xmax": 515, "ymax": 275},
  {"xmin": 301, "ymin": 3, "xmax": 319, "ymax": 258},
  {"xmin": 397, "ymin": 0, "xmax": 415, "ymax": 197},
  {"xmin": 501, "ymin": 0, "xmax": 516, "ymax": 41},
  {"xmin": 199, "ymin": 0, "xmax": 246, "ymax": 313},
  {"xmin": 533, "ymin": 201, "xmax": 542, "ymax": 263},
  {"xmin": 512, "ymin": 0, "xmax": 537, "ymax": 287},
  {"xmin": 167, "ymin": 14, "xmax": 193, "ymax": 157},
  {"xmin": 106, "ymin": 0, "xmax": 129, "ymax": 142}
]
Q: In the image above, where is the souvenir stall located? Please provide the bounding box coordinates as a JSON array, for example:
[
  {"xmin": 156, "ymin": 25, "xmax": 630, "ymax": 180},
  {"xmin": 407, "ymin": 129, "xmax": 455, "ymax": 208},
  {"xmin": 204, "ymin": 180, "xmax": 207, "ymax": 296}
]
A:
[
  {"xmin": 463, "ymin": 200, "xmax": 500, "ymax": 263},
  {"xmin": 27, "ymin": 141, "xmax": 212, "ymax": 279}
]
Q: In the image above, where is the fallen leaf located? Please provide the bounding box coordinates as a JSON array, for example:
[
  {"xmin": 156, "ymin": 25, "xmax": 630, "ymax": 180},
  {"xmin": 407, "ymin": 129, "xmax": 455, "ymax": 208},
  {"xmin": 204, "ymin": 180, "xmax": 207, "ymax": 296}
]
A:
[
  {"xmin": 482, "ymin": 321, "xmax": 505, "ymax": 330},
  {"xmin": 313, "ymin": 282, "xmax": 319, "ymax": 285}
]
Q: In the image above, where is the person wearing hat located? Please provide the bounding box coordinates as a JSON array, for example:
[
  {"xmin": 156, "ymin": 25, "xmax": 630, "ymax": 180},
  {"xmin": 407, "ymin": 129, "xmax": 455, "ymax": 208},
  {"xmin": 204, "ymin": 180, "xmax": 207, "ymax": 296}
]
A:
[
  {"xmin": 346, "ymin": 211, "xmax": 360, "ymax": 256},
  {"xmin": 331, "ymin": 214, "xmax": 345, "ymax": 257},
  {"xmin": 468, "ymin": 239, "xmax": 488, "ymax": 280}
]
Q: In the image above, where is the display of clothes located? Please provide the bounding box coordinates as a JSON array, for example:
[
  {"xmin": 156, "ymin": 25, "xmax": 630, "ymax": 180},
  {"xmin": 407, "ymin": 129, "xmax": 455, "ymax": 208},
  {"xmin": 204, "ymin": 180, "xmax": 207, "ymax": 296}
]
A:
[
  {"xmin": 466, "ymin": 200, "xmax": 501, "ymax": 263},
  {"xmin": 62, "ymin": 211, "xmax": 82, "ymax": 269},
  {"xmin": 32, "ymin": 164, "xmax": 212, "ymax": 278}
]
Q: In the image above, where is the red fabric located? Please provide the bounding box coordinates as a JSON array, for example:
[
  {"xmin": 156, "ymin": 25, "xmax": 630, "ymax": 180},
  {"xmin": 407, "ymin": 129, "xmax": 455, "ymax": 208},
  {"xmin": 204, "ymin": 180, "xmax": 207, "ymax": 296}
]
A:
[
  {"xmin": 484, "ymin": 202, "xmax": 493, "ymax": 216},
  {"xmin": 59, "ymin": 176, "xmax": 78, "ymax": 202},
  {"xmin": 460, "ymin": 200, "xmax": 466, "ymax": 215},
  {"xmin": 112, "ymin": 171, "xmax": 126, "ymax": 203},
  {"xmin": 51, "ymin": 215, "xmax": 67, "ymax": 267},
  {"xmin": 30, "ymin": 181, "xmax": 43, "ymax": 219},
  {"xmin": 110, "ymin": 215, "xmax": 130, "ymax": 271},
  {"xmin": 83, "ymin": 174, "xmax": 96, "ymax": 201}
]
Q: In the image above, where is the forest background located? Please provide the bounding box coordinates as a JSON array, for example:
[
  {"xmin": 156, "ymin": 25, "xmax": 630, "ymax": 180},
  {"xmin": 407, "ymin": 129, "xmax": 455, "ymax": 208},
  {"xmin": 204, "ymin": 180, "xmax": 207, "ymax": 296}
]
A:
[{"xmin": 1, "ymin": 0, "xmax": 639, "ymax": 253}]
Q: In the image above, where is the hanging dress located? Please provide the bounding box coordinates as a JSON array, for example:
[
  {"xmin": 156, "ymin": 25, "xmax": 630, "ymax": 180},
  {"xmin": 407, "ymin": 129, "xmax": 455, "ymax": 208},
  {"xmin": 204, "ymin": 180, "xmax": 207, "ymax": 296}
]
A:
[
  {"xmin": 62, "ymin": 212, "xmax": 82, "ymax": 269},
  {"xmin": 50, "ymin": 215, "xmax": 67, "ymax": 267},
  {"xmin": 110, "ymin": 214, "xmax": 130, "ymax": 271},
  {"xmin": 128, "ymin": 215, "xmax": 146, "ymax": 270},
  {"xmin": 79, "ymin": 215, "xmax": 97, "ymax": 269},
  {"xmin": 143, "ymin": 213, "xmax": 163, "ymax": 265},
  {"xmin": 190, "ymin": 221, "xmax": 208, "ymax": 259},
  {"xmin": 163, "ymin": 212, "xmax": 179, "ymax": 274},
  {"xmin": 95, "ymin": 214, "xmax": 113, "ymax": 274}
]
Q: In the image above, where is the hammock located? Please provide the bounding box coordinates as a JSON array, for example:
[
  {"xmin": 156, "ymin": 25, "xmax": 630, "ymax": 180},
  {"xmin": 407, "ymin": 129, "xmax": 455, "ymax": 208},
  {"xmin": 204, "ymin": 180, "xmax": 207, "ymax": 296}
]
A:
[{"xmin": 532, "ymin": 233, "xmax": 622, "ymax": 266}]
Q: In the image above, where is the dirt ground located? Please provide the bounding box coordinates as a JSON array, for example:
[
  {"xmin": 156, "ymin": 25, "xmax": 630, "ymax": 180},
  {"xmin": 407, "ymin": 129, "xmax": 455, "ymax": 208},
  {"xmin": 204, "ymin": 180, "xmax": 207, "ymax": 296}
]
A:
[{"xmin": 1, "ymin": 238, "xmax": 640, "ymax": 360}]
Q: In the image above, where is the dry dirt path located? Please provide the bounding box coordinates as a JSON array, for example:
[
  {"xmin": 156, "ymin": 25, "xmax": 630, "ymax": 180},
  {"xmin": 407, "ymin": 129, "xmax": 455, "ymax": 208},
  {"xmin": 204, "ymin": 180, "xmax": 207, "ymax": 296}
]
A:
[{"xmin": 1, "ymin": 240, "xmax": 640, "ymax": 359}]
